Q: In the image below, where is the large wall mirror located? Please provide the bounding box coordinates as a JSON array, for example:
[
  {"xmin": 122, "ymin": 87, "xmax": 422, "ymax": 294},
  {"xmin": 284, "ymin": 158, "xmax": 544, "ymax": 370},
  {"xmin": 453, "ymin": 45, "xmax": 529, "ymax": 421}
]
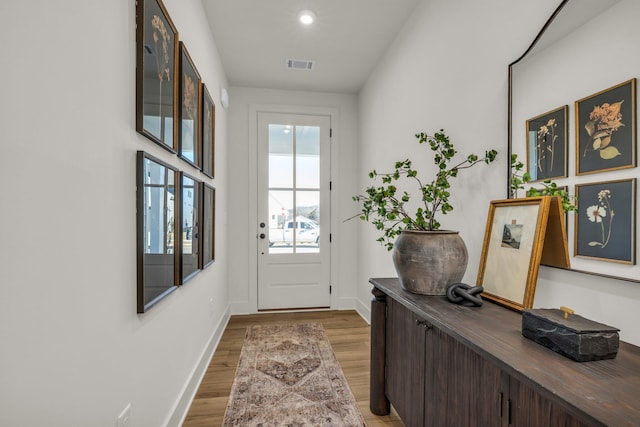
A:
[{"xmin": 508, "ymin": 0, "xmax": 639, "ymax": 283}]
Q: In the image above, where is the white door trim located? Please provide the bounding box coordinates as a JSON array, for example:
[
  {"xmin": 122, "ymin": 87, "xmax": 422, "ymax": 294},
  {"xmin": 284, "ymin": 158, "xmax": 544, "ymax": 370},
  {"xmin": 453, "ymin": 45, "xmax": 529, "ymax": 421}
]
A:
[{"xmin": 248, "ymin": 104, "xmax": 339, "ymax": 313}]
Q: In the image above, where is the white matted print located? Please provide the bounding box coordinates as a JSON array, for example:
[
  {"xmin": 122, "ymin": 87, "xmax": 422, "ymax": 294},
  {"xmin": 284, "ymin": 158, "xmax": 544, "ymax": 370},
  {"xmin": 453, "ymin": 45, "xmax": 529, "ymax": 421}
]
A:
[{"xmin": 477, "ymin": 197, "xmax": 551, "ymax": 311}]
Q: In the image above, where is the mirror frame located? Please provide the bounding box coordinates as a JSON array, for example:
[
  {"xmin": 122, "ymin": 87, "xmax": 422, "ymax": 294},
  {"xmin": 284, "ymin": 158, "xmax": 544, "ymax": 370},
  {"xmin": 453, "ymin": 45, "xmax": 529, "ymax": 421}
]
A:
[
  {"xmin": 507, "ymin": 0, "xmax": 639, "ymax": 284},
  {"xmin": 507, "ymin": 0, "xmax": 569, "ymax": 197}
]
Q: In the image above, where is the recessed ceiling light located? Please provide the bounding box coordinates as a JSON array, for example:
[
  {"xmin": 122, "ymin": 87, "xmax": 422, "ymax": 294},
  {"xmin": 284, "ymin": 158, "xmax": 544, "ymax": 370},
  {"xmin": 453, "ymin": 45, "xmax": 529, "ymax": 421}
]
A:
[{"xmin": 298, "ymin": 10, "xmax": 316, "ymax": 25}]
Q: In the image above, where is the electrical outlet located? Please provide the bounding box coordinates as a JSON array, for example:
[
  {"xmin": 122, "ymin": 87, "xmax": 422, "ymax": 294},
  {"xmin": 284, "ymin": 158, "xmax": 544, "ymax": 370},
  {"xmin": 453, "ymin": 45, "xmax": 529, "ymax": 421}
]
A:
[{"xmin": 117, "ymin": 403, "xmax": 131, "ymax": 427}]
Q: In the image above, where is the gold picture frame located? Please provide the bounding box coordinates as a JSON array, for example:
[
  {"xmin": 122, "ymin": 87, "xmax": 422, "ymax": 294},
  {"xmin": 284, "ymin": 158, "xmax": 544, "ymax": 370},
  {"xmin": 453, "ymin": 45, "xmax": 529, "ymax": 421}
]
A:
[
  {"xmin": 575, "ymin": 78, "xmax": 637, "ymax": 176},
  {"xmin": 135, "ymin": 0, "xmax": 179, "ymax": 152},
  {"xmin": 477, "ymin": 197, "xmax": 552, "ymax": 311}
]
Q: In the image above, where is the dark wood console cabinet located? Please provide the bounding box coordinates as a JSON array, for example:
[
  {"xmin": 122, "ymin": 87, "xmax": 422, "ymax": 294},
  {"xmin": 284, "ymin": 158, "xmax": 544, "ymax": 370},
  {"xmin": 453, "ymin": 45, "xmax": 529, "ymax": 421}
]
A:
[{"xmin": 370, "ymin": 278, "xmax": 640, "ymax": 427}]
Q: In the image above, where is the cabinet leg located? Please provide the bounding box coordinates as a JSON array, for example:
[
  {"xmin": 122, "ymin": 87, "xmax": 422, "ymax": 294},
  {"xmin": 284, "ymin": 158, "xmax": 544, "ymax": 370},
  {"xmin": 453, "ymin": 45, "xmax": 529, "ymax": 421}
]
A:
[{"xmin": 370, "ymin": 288, "xmax": 390, "ymax": 415}]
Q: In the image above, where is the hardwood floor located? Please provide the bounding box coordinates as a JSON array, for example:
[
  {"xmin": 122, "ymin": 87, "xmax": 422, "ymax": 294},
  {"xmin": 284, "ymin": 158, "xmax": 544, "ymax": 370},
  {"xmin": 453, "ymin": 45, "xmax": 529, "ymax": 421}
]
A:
[{"xmin": 182, "ymin": 310, "xmax": 404, "ymax": 426}]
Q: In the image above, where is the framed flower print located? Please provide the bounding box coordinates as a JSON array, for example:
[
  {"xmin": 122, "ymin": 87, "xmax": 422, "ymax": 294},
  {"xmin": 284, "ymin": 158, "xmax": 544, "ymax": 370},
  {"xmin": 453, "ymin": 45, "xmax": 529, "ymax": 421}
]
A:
[
  {"xmin": 201, "ymin": 83, "xmax": 215, "ymax": 178},
  {"xmin": 178, "ymin": 42, "xmax": 202, "ymax": 169},
  {"xmin": 200, "ymin": 183, "xmax": 215, "ymax": 269},
  {"xmin": 575, "ymin": 79, "xmax": 636, "ymax": 175},
  {"xmin": 136, "ymin": 151, "xmax": 178, "ymax": 313},
  {"xmin": 526, "ymin": 105, "xmax": 568, "ymax": 181},
  {"xmin": 180, "ymin": 172, "xmax": 201, "ymax": 284},
  {"xmin": 575, "ymin": 179, "xmax": 636, "ymax": 264},
  {"xmin": 135, "ymin": 0, "xmax": 178, "ymax": 152}
]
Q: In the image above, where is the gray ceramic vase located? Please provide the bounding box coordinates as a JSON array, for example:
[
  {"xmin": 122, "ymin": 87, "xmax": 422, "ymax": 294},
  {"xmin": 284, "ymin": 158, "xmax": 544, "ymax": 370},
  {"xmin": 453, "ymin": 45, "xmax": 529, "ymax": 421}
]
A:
[{"xmin": 392, "ymin": 230, "xmax": 468, "ymax": 295}]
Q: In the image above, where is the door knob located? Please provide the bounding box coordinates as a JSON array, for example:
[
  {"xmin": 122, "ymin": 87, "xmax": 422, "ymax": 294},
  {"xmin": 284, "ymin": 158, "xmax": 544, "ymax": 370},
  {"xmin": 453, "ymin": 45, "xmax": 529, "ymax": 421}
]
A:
[
  {"xmin": 259, "ymin": 222, "xmax": 266, "ymax": 228},
  {"xmin": 259, "ymin": 233, "xmax": 266, "ymax": 239}
]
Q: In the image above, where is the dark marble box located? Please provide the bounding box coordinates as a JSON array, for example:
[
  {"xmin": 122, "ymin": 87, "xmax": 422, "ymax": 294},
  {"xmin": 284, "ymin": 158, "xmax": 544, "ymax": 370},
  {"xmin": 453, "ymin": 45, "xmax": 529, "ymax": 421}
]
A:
[{"xmin": 522, "ymin": 309, "xmax": 619, "ymax": 362}]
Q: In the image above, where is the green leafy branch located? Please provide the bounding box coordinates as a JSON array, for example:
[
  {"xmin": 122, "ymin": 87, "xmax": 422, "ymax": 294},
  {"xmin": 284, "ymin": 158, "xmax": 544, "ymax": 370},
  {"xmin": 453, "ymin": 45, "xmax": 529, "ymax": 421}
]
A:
[
  {"xmin": 352, "ymin": 130, "xmax": 498, "ymax": 250},
  {"xmin": 510, "ymin": 153, "xmax": 577, "ymax": 212}
]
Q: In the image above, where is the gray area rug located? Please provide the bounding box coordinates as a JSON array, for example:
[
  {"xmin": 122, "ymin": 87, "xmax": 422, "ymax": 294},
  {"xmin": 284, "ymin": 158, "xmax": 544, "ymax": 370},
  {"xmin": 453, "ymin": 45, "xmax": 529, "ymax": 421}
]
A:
[{"xmin": 222, "ymin": 322, "xmax": 366, "ymax": 426}]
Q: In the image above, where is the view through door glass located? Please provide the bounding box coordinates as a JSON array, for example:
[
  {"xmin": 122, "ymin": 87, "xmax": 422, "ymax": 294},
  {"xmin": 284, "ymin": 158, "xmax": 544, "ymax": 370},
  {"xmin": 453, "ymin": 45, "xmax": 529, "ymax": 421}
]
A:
[
  {"xmin": 257, "ymin": 112, "xmax": 330, "ymax": 310},
  {"xmin": 268, "ymin": 124, "xmax": 321, "ymax": 254}
]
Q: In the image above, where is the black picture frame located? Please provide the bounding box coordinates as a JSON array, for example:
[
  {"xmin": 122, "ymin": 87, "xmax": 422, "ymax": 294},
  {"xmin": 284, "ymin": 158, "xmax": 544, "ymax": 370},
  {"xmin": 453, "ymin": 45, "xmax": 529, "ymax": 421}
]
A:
[
  {"xmin": 136, "ymin": 151, "xmax": 178, "ymax": 313},
  {"xmin": 178, "ymin": 42, "xmax": 201, "ymax": 169},
  {"xmin": 201, "ymin": 83, "xmax": 215, "ymax": 178},
  {"xmin": 200, "ymin": 183, "xmax": 215, "ymax": 269},
  {"xmin": 575, "ymin": 179, "xmax": 636, "ymax": 264},
  {"xmin": 526, "ymin": 105, "xmax": 568, "ymax": 181},
  {"xmin": 180, "ymin": 172, "xmax": 201, "ymax": 284},
  {"xmin": 575, "ymin": 79, "xmax": 637, "ymax": 175},
  {"xmin": 135, "ymin": 0, "xmax": 178, "ymax": 152}
]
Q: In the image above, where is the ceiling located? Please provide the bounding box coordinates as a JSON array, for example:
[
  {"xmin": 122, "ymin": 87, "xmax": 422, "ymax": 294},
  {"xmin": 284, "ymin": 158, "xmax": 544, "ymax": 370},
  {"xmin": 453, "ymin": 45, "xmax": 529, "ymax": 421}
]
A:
[{"xmin": 202, "ymin": 0, "xmax": 422, "ymax": 94}]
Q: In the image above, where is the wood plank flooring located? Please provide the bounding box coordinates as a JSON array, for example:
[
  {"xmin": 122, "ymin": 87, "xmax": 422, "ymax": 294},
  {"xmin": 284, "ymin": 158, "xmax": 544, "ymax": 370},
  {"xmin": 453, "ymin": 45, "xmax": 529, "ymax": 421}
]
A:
[{"xmin": 182, "ymin": 310, "xmax": 404, "ymax": 426}]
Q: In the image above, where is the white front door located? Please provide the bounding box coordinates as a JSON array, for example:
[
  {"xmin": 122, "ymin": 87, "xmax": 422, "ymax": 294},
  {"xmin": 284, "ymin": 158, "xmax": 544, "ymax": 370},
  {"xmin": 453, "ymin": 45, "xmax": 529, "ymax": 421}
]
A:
[{"xmin": 257, "ymin": 112, "xmax": 331, "ymax": 310}]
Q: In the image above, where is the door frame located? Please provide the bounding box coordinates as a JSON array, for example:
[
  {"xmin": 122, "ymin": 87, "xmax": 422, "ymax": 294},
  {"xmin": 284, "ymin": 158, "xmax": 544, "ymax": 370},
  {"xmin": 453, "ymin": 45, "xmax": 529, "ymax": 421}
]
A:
[{"xmin": 248, "ymin": 104, "xmax": 339, "ymax": 312}]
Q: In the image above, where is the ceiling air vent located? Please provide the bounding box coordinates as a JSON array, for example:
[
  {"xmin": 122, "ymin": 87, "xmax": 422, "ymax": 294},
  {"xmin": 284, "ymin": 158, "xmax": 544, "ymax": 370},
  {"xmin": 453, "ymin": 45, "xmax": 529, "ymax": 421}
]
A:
[{"xmin": 286, "ymin": 59, "xmax": 314, "ymax": 71}]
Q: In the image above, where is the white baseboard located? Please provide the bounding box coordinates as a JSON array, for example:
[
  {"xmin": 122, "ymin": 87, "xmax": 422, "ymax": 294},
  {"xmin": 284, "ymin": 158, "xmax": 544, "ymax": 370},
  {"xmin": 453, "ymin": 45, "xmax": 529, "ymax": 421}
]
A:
[
  {"xmin": 354, "ymin": 298, "xmax": 371, "ymax": 325},
  {"xmin": 230, "ymin": 300, "xmax": 253, "ymax": 315},
  {"xmin": 164, "ymin": 303, "xmax": 231, "ymax": 427}
]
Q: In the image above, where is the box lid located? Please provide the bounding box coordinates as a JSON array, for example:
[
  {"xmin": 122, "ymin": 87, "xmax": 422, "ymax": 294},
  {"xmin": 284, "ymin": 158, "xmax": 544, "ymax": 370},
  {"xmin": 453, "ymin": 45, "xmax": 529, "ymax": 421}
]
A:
[{"xmin": 523, "ymin": 309, "xmax": 619, "ymax": 334}]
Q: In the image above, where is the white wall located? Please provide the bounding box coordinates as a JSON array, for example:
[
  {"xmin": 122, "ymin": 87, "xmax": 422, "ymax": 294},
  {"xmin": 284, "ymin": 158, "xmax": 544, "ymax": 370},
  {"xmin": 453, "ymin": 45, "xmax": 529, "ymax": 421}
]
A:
[
  {"xmin": 226, "ymin": 87, "xmax": 360, "ymax": 314},
  {"xmin": 0, "ymin": 1, "xmax": 230, "ymax": 426},
  {"xmin": 357, "ymin": 0, "xmax": 640, "ymax": 346}
]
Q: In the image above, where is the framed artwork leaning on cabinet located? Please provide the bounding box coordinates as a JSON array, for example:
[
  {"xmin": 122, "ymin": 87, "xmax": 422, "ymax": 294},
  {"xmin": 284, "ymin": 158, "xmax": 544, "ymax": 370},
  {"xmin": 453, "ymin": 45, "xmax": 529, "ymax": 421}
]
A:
[{"xmin": 477, "ymin": 197, "xmax": 555, "ymax": 311}]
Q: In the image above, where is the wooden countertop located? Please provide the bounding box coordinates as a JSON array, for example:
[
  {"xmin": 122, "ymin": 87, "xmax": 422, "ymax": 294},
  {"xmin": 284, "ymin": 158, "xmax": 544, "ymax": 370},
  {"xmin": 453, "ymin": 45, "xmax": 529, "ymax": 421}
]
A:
[{"xmin": 370, "ymin": 277, "xmax": 640, "ymax": 427}]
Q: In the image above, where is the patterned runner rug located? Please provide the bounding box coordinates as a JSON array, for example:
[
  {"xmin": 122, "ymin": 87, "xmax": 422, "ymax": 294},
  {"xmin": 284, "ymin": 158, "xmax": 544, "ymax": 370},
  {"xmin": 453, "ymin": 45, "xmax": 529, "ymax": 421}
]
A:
[{"xmin": 222, "ymin": 322, "xmax": 366, "ymax": 426}]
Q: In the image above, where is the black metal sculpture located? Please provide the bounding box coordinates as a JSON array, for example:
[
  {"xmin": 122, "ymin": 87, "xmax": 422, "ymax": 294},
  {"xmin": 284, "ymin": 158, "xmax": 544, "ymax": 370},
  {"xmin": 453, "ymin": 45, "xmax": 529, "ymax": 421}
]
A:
[{"xmin": 445, "ymin": 283, "xmax": 484, "ymax": 307}]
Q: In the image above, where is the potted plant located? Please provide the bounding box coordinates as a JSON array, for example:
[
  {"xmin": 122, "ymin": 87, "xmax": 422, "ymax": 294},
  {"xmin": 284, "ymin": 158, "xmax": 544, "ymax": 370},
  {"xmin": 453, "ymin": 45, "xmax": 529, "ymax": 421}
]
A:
[
  {"xmin": 353, "ymin": 130, "xmax": 498, "ymax": 295},
  {"xmin": 510, "ymin": 154, "xmax": 577, "ymax": 212}
]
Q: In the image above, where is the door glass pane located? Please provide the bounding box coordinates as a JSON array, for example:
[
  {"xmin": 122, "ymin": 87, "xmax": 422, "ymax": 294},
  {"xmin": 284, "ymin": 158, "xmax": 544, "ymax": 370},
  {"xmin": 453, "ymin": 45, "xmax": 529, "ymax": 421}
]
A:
[
  {"xmin": 143, "ymin": 117, "xmax": 174, "ymax": 148},
  {"xmin": 269, "ymin": 124, "xmax": 293, "ymax": 188},
  {"xmin": 268, "ymin": 190, "xmax": 293, "ymax": 254},
  {"xmin": 165, "ymin": 171, "xmax": 175, "ymax": 254},
  {"xmin": 143, "ymin": 159, "xmax": 175, "ymax": 255},
  {"xmin": 266, "ymin": 122, "xmax": 322, "ymax": 255},
  {"xmin": 182, "ymin": 176, "xmax": 195, "ymax": 255},
  {"xmin": 295, "ymin": 191, "xmax": 320, "ymax": 253},
  {"xmin": 296, "ymin": 126, "xmax": 320, "ymax": 189},
  {"xmin": 181, "ymin": 174, "xmax": 199, "ymax": 283}
]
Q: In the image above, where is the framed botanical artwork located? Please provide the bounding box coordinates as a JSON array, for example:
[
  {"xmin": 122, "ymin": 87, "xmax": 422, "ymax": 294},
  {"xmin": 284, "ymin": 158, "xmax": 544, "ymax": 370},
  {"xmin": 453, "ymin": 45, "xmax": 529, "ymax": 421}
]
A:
[
  {"xmin": 135, "ymin": 0, "xmax": 178, "ymax": 152},
  {"xmin": 178, "ymin": 42, "xmax": 202, "ymax": 169},
  {"xmin": 575, "ymin": 79, "xmax": 636, "ymax": 175},
  {"xmin": 136, "ymin": 151, "xmax": 178, "ymax": 313},
  {"xmin": 526, "ymin": 105, "xmax": 568, "ymax": 181},
  {"xmin": 575, "ymin": 179, "xmax": 636, "ymax": 264},
  {"xmin": 477, "ymin": 197, "xmax": 552, "ymax": 311},
  {"xmin": 180, "ymin": 172, "xmax": 201, "ymax": 284},
  {"xmin": 201, "ymin": 83, "xmax": 215, "ymax": 178},
  {"xmin": 200, "ymin": 183, "xmax": 215, "ymax": 269}
]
